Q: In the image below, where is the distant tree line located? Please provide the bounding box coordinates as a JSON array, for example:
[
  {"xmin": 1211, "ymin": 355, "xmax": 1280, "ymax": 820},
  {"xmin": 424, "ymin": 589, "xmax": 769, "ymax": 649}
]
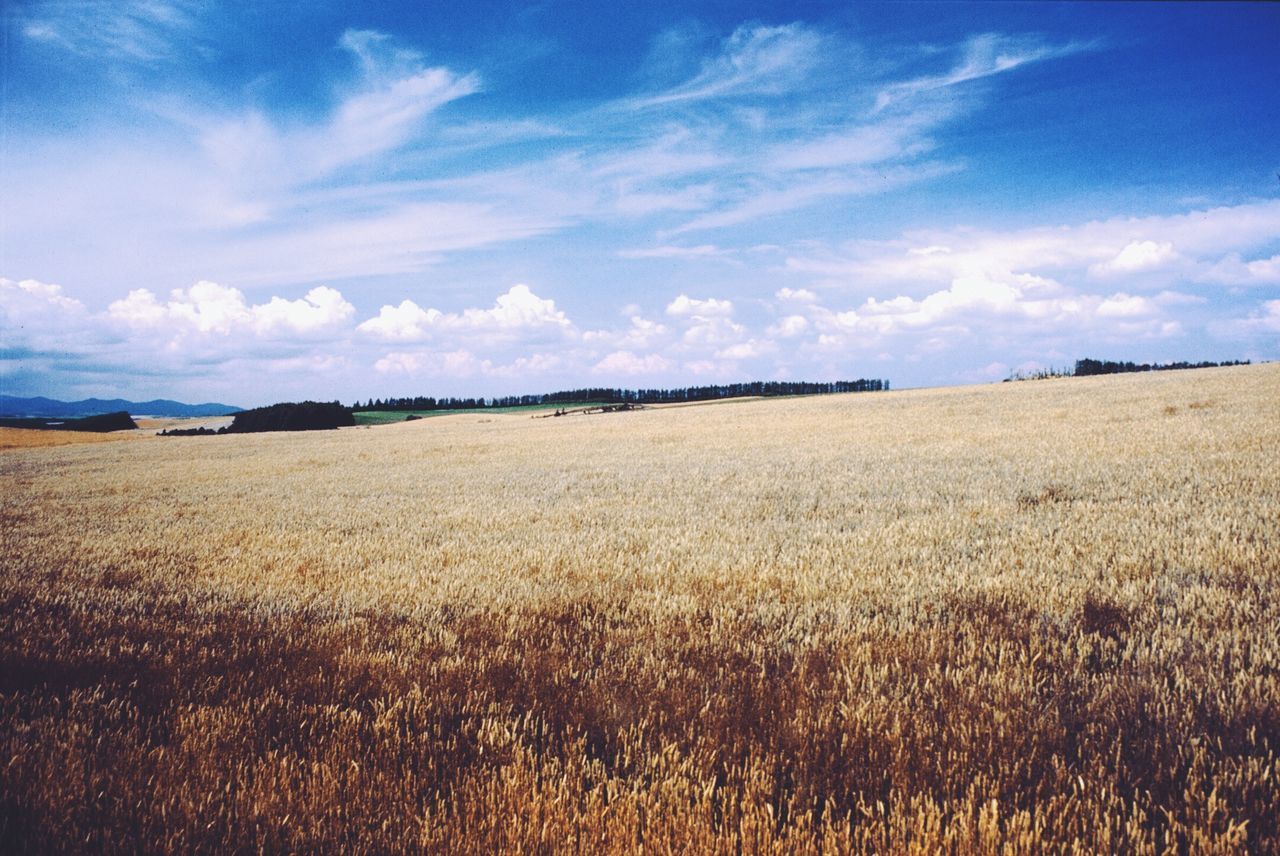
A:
[
  {"xmin": 352, "ymin": 379, "xmax": 888, "ymax": 412},
  {"xmin": 1072, "ymin": 358, "xmax": 1250, "ymax": 377},
  {"xmin": 1008, "ymin": 358, "xmax": 1251, "ymax": 382},
  {"xmin": 160, "ymin": 401, "xmax": 352, "ymax": 436},
  {"xmin": 1004, "ymin": 367, "xmax": 1073, "ymax": 382}
]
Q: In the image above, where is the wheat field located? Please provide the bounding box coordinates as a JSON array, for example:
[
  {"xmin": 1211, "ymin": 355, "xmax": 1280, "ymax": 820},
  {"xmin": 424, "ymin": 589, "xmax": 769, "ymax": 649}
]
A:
[{"xmin": 2, "ymin": 365, "xmax": 1278, "ymax": 853}]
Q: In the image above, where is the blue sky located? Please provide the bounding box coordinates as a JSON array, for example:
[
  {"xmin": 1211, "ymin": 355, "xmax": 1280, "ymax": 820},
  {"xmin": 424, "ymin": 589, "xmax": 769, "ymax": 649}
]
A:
[{"xmin": 2, "ymin": 1, "xmax": 1278, "ymax": 406}]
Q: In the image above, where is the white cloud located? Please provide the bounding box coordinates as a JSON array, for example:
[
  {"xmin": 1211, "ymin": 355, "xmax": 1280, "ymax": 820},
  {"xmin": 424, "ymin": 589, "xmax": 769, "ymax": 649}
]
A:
[
  {"xmin": 666, "ymin": 294, "xmax": 733, "ymax": 317},
  {"xmin": 0, "ymin": 277, "xmax": 96, "ymax": 359},
  {"xmin": 19, "ymin": 0, "xmax": 205, "ymax": 63},
  {"xmin": 582, "ymin": 315, "xmax": 669, "ymax": 350},
  {"xmin": 109, "ymin": 281, "xmax": 354, "ymax": 338},
  {"xmin": 786, "ymin": 268, "xmax": 1183, "ymax": 346},
  {"xmin": 790, "ymin": 201, "xmax": 1280, "ymax": 292},
  {"xmin": 251, "ymin": 287, "xmax": 356, "ymax": 335},
  {"xmin": 875, "ymin": 33, "xmax": 1087, "ymax": 111},
  {"xmin": 629, "ymin": 23, "xmax": 825, "ymax": 108},
  {"xmin": 199, "ymin": 30, "xmax": 479, "ymax": 190},
  {"xmin": 359, "ymin": 285, "xmax": 571, "ymax": 342},
  {"xmin": 485, "ymin": 353, "xmax": 565, "ymax": 378},
  {"xmin": 1223, "ymin": 300, "xmax": 1280, "ymax": 336},
  {"xmin": 617, "ymin": 244, "xmax": 727, "ymax": 259},
  {"xmin": 683, "ymin": 359, "xmax": 732, "ymax": 376},
  {"xmin": 356, "ymin": 300, "xmax": 443, "ymax": 341},
  {"xmin": 373, "ymin": 348, "xmax": 567, "ymax": 379},
  {"xmin": 110, "ymin": 281, "xmax": 245, "ymax": 334},
  {"xmin": 592, "ymin": 351, "xmax": 675, "ymax": 376},
  {"xmin": 716, "ymin": 340, "xmax": 776, "ymax": 360},
  {"xmin": 1089, "ymin": 240, "xmax": 1178, "ymax": 277},
  {"xmin": 959, "ymin": 361, "xmax": 1011, "ymax": 382},
  {"xmin": 670, "ymin": 161, "xmax": 960, "ymax": 234},
  {"xmin": 1096, "ymin": 293, "xmax": 1156, "ymax": 317},
  {"xmin": 768, "ymin": 315, "xmax": 809, "ymax": 337},
  {"xmin": 681, "ymin": 316, "xmax": 746, "ymax": 346},
  {"xmin": 1154, "ymin": 290, "xmax": 1207, "ymax": 306},
  {"xmin": 465, "ymin": 284, "xmax": 570, "ymax": 331},
  {"xmin": 229, "ymin": 203, "xmax": 558, "ymax": 285},
  {"xmin": 767, "ymin": 119, "xmax": 936, "ymax": 171},
  {"xmin": 374, "ymin": 349, "xmax": 483, "ymax": 377},
  {"xmin": 1, "ymin": 276, "xmax": 85, "ymax": 317},
  {"xmin": 1199, "ymin": 253, "xmax": 1280, "ymax": 286},
  {"xmin": 775, "ymin": 287, "xmax": 816, "ymax": 302}
]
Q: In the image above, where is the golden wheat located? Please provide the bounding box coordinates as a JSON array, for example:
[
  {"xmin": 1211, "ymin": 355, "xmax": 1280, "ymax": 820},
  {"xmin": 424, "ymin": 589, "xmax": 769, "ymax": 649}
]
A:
[{"xmin": 2, "ymin": 364, "xmax": 1278, "ymax": 852}]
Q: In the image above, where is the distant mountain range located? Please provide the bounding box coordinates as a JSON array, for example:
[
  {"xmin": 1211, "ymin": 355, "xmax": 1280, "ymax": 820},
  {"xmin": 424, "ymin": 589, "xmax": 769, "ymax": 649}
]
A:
[{"xmin": 0, "ymin": 395, "xmax": 242, "ymax": 419}]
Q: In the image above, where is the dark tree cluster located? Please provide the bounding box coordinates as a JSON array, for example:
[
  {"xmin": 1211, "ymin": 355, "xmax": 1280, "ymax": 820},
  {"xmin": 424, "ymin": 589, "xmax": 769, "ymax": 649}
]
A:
[
  {"xmin": 1004, "ymin": 367, "xmax": 1073, "ymax": 382},
  {"xmin": 1073, "ymin": 357, "xmax": 1250, "ymax": 377},
  {"xmin": 353, "ymin": 379, "xmax": 888, "ymax": 412},
  {"xmin": 159, "ymin": 402, "xmax": 353, "ymax": 436},
  {"xmin": 226, "ymin": 401, "xmax": 354, "ymax": 433},
  {"xmin": 0, "ymin": 411, "xmax": 138, "ymax": 433},
  {"xmin": 157, "ymin": 426, "xmax": 225, "ymax": 437}
]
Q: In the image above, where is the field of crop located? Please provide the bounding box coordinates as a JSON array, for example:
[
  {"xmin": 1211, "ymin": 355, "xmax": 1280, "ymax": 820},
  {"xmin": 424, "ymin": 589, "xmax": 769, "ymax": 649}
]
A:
[
  {"xmin": 2, "ymin": 364, "xmax": 1278, "ymax": 853},
  {"xmin": 353, "ymin": 402, "xmax": 612, "ymax": 425},
  {"xmin": 0, "ymin": 427, "xmax": 140, "ymax": 452}
]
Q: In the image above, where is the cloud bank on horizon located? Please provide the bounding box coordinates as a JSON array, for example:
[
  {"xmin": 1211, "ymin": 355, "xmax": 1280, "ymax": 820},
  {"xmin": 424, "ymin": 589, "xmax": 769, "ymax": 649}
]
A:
[{"xmin": 2, "ymin": 1, "xmax": 1278, "ymax": 405}]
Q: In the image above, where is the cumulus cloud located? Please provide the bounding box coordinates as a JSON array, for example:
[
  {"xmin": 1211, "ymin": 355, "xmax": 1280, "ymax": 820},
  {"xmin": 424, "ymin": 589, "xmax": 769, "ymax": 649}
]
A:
[
  {"xmin": 789, "ymin": 200, "xmax": 1280, "ymax": 292},
  {"xmin": 592, "ymin": 351, "xmax": 675, "ymax": 375},
  {"xmin": 1096, "ymin": 293, "xmax": 1156, "ymax": 318},
  {"xmin": 582, "ymin": 315, "xmax": 669, "ymax": 350},
  {"xmin": 109, "ymin": 281, "xmax": 354, "ymax": 337},
  {"xmin": 373, "ymin": 349, "xmax": 568, "ymax": 379},
  {"xmin": 666, "ymin": 294, "xmax": 733, "ymax": 317},
  {"xmin": 252, "ymin": 287, "xmax": 356, "ymax": 335},
  {"xmin": 0, "ymin": 277, "xmax": 97, "ymax": 365},
  {"xmin": 1, "ymin": 277, "xmax": 85, "ymax": 318},
  {"xmin": 356, "ymin": 300, "xmax": 444, "ymax": 341},
  {"xmin": 374, "ymin": 349, "xmax": 484, "ymax": 376},
  {"xmin": 466, "ymin": 284, "xmax": 570, "ymax": 330},
  {"xmin": 776, "ymin": 287, "xmax": 817, "ymax": 302},
  {"xmin": 681, "ymin": 317, "xmax": 746, "ymax": 347},
  {"xmin": 779, "ymin": 267, "xmax": 1187, "ymax": 351},
  {"xmin": 856, "ymin": 274, "xmax": 1026, "ymax": 330},
  {"xmin": 768, "ymin": 315, "xmax": 809, "ymax": 337},
  {"xmin": 1199, "ymin": 253, "xmax": 1280, "ymax": 286},
  {"xmin": 359, "ymin": 285, "xmax": 571, "ymax": 342},
  {"xmin": 1223, "ymin": 299, "xmax": 1280, "ymax": 336},
  {"xmin": 715, "ymin": 340, "xmax": 776, "ymax": 360},
  {"xmin": 1089, "ymin": 240, "xmax": 1178, "ymax": 277}
]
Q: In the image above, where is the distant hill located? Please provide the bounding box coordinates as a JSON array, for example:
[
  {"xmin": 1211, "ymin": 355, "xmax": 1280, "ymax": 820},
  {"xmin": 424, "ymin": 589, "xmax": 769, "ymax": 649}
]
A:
[{"xmin": 0, "ymin": 395, "xmax": 242, "ymax": 419}]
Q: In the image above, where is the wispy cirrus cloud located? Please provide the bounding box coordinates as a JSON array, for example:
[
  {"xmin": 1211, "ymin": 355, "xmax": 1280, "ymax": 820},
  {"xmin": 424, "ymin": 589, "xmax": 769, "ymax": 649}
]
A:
[
  {"xmin": 9, "ymin": 4, "xmax": 1272, "ymax": 401},
  {"xmin": 5, "ymin": 16, "xmax": 1084, "ymax": 296},
  {"xmin": 873, "ymin": 32, "xmax": 1091, "ymax": 111},
  {"xmin": 626, "ymin": 23, "xmax": 827, "ymax": 109},
  {"xmin": 18, "ymin": 0, "xmax": 207, "ymax": 63}
]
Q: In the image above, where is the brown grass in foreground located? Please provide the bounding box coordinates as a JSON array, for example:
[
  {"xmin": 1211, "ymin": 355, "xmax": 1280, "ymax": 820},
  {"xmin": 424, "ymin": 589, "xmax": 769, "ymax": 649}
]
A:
[{"xmin": 2, "ymin": 365, "xmax": 1278, "ymax": 853}]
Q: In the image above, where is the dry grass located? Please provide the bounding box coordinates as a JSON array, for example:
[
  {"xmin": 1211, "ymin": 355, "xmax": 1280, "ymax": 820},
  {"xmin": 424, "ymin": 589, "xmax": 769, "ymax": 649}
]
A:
[
  {"xmin": 2, "ymin": 364, "xmax": 1278, "ymax": 853},
  {"xmin": 0, "ymin": 427, "xmax": 144, "ymax": 452}
]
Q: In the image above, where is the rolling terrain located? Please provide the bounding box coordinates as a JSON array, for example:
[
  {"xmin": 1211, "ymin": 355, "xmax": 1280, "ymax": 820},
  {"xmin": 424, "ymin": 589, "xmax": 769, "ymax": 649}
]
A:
[{"xmin": 1, "ymin": 364, "xmax": 1278, "ymax": 853}]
